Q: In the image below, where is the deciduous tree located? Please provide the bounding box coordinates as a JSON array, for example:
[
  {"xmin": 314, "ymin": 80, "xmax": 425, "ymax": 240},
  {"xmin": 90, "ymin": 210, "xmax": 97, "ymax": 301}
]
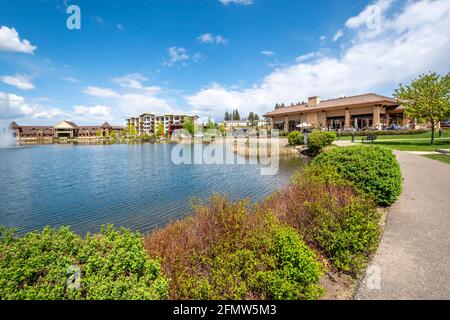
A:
[
  {"xmin": 183, "ymin": 117, "xmax": 195, "ymax": 136},
  {"xmin": 394, "ymin": 72, "xmax": 450, "ymax": 144}
]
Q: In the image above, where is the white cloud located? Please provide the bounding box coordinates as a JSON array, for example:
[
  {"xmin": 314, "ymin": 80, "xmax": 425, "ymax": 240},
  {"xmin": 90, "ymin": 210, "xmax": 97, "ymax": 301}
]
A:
[
  {"xmin": 118, "ymin": 93, "xmax": 173, "ymax": 116},
  {"xmin": 74, "ymin": 104, "xmax": 111, "ymax": 119},
  {"xmin": 219, "ymin": 0, "xmax": 254, "ymax": 5},
  {"xmin": 1, "ymin": 85, "xmax": 177, "ymax": 125},
  {"xmin": 198, "ymin": 33, "xmax": 229, "ymax": 45},
  {"xmin": 163, "ymin": 47, "xmax": 190, "ymax": 67},
  {"xmin": 185, "ymin": 0, "xmax": 450, "ymax": 119},
  {"xmin": 144, "ymin": 86, "xmax": 163, "ymax": 93},
  {"xmin": 332, "ymin": 29, "xmax": 344, "ymax": 41},
  {"xmin": 84, "ymin": 86, "xmax": 119, "ymax": 98},
  {"xmin": 295, "ymin": 52, "xmax": 316, "ymax": 63},
  {"xmin": 113, "ymin": 73, "xmax": 148, "ymax": 89},
  {"xmin": 216, "ymin": 35, "xmax": 229, "ymax": 45},
  {"xmin": 61, "ymin": 76, "xmax": 79, "ymax": 83},
  {"xmin": 0, "ymin": 26, "xmax": 37, "ymax": 54},
  {"xmin": 0, "ymin": 74, "xmax": 35, "ymax": 90},
  {"xmin": 192, "ymin": 52, "xmax": 204, "ymax": 63},
  {"xmin": 261, "ymin": 51, "xmax": 275, "ymax": 57},
  {"xmin": 83, "ymin": 84, "xmax": 175, "ymax": 121},
  {"xmin": 92, "ymin": 16, "xmax": 104, "ymax": 26},
  {"xmin": 198, "ymin": 33, "xmax": 214, "ymax": 44},
  {"xmin": 0, "ymin": 92, "xmax": 67, "ymax": 120},
  {"xmin": 1, "ymin": 80, "xmax": 178, "ymax": 125},
  {"xmin": 116, "ymin": 23, "xmax": 123, "ymax": 31},
  {"xmin": 345, "ymin": 0, "xmax": 392, "ymax": 30}
]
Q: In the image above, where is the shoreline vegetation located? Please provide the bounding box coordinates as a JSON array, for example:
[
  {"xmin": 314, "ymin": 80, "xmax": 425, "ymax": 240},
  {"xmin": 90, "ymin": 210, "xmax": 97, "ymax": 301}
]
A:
[
  {"xmin": 15, "ymin": 127, "xmax": 446, "ymax": 142},
  {"xmin": 0, "ymin": 134, "xmax": 403, "ymax": 300}
]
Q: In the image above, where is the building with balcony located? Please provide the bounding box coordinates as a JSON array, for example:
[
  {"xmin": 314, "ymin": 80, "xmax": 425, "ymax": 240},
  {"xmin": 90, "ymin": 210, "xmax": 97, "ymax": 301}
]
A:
[{"xmin": 126, "ymin": 113, "xmax": 198, "ymax": 135}]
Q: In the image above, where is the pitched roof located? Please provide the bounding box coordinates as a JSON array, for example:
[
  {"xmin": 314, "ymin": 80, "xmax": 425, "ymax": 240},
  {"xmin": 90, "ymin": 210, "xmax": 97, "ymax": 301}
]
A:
[
  {"xmin": 9, "ymin": 121, "xmax": 19, "ymax": 128},
  {"xmin": 264, "ymin": 93, "xmax": 399, "ymax": 117},
  {"xmin": 20, "ymin": 126, "xmax": 54, "ymax": 135},
  {"xmin": 65, "ymin": 121, "xmax": 79, "ymax": 128},
  {"xmin": 101, "ymin": 122, "xmax": 112, "ymax": 128},
  {"xmin": 53, "ymin": 120, "xmax": 79, "ymax": 129}
]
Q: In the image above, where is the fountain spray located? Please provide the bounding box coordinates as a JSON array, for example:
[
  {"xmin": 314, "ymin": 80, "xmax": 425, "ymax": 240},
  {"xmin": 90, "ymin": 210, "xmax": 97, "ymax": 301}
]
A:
[{"xmin": 0, "ymin": 93, "xmax": 16, "ymax": 148}]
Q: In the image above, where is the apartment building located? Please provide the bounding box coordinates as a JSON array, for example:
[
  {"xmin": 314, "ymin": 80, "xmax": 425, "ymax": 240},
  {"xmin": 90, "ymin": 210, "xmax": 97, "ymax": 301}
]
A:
[
  {"xmin": 126, "ymin": 113, "xmax": 198, "ymax": 135},
  {"xmin": 126, "ymin": 113, "xmax": 155, "ymax": 135}
]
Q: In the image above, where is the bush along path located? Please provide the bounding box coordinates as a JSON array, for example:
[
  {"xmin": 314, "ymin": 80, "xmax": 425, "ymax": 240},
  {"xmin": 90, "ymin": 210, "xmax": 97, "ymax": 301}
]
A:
[
  {"xmin": 356, "ymin": 151, "xmax": 450, "ymax": 299},
  {"xmin": 145, "ymin": 145, "xmax": 401, "ymax": 300},
  {"xmin": 0, "ymin": 145, "xmax": 402, "ymax": 300},
  {"xmin": 0, "ymin": 226, "xmax": 169, "ymax": 300}
]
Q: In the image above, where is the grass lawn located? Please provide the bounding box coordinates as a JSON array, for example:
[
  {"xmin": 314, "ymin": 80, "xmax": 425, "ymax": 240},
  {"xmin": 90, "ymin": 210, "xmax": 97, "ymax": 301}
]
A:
[
  {"xmin": 423, "ymin": 154, "xmax": 450, "ymax": 165},
  {"xmin": 339, "ymin": 130, "xmax": 450, "ymax": 141},
  {"xmin": 360, "ymin": 139, "xmax": 450, "ymax": 151}
]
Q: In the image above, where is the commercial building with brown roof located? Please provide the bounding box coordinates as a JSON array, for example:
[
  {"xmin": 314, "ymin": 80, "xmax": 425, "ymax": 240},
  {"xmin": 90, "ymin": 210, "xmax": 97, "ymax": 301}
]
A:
[
  {"xmin": 10, "ymin": 120, "xmax": 124, "ymax": 139},
  {"xmin": 264, "ymin": 93, "xmax": 408, "ymax": 131}
]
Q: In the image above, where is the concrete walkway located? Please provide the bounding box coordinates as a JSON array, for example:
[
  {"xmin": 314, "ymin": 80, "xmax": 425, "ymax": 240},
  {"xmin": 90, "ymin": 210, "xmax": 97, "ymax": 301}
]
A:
[{"xmin": 356, "ymin": 151, "xmax": 450, "ymax": 300}]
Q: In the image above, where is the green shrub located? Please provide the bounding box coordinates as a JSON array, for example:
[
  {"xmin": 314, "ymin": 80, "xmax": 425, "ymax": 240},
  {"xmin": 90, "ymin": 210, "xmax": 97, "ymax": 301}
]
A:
[
  {"xmin": 305, "ymin": 196, "xmax": 381, "ymax": 273},
  {"xmin": 287, "ymin": 131, "xmax": 305, "ymax": 145},
  {"xmin": 312, "ymin": 145, "xmax": 402, "ymax": 206},
  {"xmin": 255, "ymin": 227, "xmax": 324, "ymax": 300},
  {"xmin": 146, "ymin": 195, "xmax": 324, "ymax": 300},
  {"xmin": 261, "ymin": 166, "xmax": 382, "ymax": 274},
  {"xmin": 196, "ymin": 224, "xmax": 324, "ymax": 300},
  {"xmin": 0, "ymin": 225, "xmax": 168, "ymax": 300},
  {"xmin": 307, "ymin": 131, "xmax": 336, "ymax": 154}
]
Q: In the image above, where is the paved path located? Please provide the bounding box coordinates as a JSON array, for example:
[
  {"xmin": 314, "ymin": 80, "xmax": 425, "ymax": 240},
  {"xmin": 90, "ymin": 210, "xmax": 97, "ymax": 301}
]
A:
[
  {"xmin": 333, "ymin": 140, "xmax": 356, "ymax": 147},
  {"xmin": 356, "ymin": 151, "xmax": 450, "ymax": 300},
  {"xmin": 405, "ymin": 151, "xmax": 440, "ymax": 155}
]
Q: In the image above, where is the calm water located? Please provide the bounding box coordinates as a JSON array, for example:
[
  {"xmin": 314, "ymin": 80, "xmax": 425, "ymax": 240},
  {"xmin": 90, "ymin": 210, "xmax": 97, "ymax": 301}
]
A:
[{"xmin": 0, "ymin": 143, "xmax": 309, "ymax": 235}]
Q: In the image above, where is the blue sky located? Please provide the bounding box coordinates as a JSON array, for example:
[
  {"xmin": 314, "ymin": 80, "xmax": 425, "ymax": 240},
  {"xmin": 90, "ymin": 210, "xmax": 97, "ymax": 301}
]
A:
[{"xmin": 0, "ymin": 0, "xmax": 449, "ymax": 125}]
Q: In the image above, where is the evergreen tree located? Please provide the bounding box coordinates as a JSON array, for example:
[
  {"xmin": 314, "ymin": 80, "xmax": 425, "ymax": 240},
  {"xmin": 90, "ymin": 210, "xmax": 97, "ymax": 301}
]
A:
[{"xmin": 234, "ymin": 109, "xmax": 241, "ymax": 120}]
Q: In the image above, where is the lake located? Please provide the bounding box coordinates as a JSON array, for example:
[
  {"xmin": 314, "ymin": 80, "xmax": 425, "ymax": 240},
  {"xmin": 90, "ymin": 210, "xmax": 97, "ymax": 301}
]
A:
[{"xmin": 0, "ymin": 143, "xmax": 309, "ymax": 235}]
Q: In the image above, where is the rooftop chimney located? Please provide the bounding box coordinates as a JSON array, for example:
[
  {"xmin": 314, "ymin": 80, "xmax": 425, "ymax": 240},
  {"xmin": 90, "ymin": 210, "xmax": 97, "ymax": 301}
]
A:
[{"xmin": 308, "ymin": 96, "xmax": 320, "ymax": 107}]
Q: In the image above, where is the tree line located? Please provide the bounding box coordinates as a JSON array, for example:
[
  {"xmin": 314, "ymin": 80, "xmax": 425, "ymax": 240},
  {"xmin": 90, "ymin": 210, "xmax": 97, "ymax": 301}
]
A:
[{"xmin": 224, "ymin": 109, "xmax": 260, "ymax": 121}]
